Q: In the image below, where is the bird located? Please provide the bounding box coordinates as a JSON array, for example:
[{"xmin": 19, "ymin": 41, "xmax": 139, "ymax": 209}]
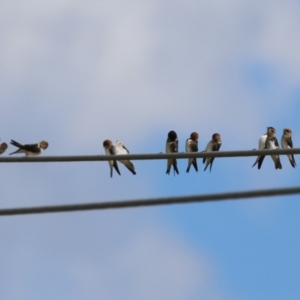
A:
[
  {"xmin": 166, "ymin": 130, "xmax": 179, "ymax": 175},
  {"xmin": 9, "ymin": 140, "xmax": 48, "ymax": 156},
  {"xmin": 252, "ymin": 127, "xmax": 282, "ymax": 169},
  {"xmin": 113, "ymin": 141, "xmax": 136, "ymax": 175},
  {"xmin": 252, "ymin": 128, "xmax": 270, "ymax": 169},
  {"xmin": 266, "ymin": 127, "xmax": 282, "ymax": 169},
  {"xmin": 103, "ymin": 140, "xmax": 121, "ymax": 177},
  {"xmin": 185, "ymin": 132, "xmax": 199, "ymax": 173},
  {"xmin": 203, "ymin": 133, "xmax": 222, "ymax": 172},
  {"xmin": 0, "ymin": 140, "xmax": 8, "ymax": 155},
  {"xmin": 281, "ymin": 128, "xmax": 296, "ymax": 168}
]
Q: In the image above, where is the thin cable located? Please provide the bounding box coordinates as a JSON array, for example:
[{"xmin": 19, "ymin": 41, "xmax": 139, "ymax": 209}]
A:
[
  {"xmin": 0, "ymin": 148, "xmax": 299, "ymax": 163},
  {"xmin": 1, "ymin": 186, "xmax": 300, "ymax": 216}
]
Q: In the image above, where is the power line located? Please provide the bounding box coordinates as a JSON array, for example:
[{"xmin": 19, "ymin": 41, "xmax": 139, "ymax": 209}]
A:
[
  {"xmin": 1, "ymin": 185, "xmax": 300, "ymax": 216},
  {"xmin": 0, "ymin": 148, "xmax": 299, "ymax": 163}
]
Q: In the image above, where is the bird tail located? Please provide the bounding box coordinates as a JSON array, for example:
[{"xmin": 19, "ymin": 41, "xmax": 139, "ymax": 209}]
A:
[
  {"xmin": 209, "ymin": 158, "xmax": 215, "ymax": 172},
  {"xmin": 288, "ymin": 155, "xmax": 296, "ymax": 168},
  {"xmin": 173, "ymin": 159, "xmax": 179, "ymax": 175},
  {"xmin": 257, "ymin": 156, "xmax": 265, "ymax": 169},
  {"xmin": 252, "ymin": 156, "xmax": 265, "ymax": 169},
  {"xmin": 204, "ymin": 158, "xmax": 214, "ymax": 172},
  {"xmin": 10, "ymin": 140, "xmax": 25, "ymax": 155},
  {"xmin": 204, "ymin": 161, "xmax": 209, "ymax": 172},
  {"xmin": 113, "ymin": 161, "xmax": 121, "ymax": 176},
  {"xmin": 10, "ymin": 140, "xmax": 23, "ymax": 148},
  {"xmin": 186, "ymin": 158, "xmax": 198, "ymax": 173},
  {"xmin": 9, "ymin": 149, "xmax": 21, "ymax": 155},
  {"xmin": 275, "ymin": 157, "xmax": 282, "ymax": 170},
  {"xmin": 124, "ymin": 161, "xmax": 136, "ymax": 175},
  {"xmin": 166, "ymin": 159, "xmax": 172, "ymax": 175},
  {"xmin": 192, "ymin": 159, "xmax": 198, "ymax": 172},
  {"xmin": 186, "ymin": 162, "xmax": 191, "ymax": 173}
]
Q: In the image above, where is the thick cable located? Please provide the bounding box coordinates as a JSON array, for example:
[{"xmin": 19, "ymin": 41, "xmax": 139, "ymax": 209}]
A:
[
  {"xmin": 0, "ymin": 186, "xmax": 299, "ymax": 216},
  {"xmin": 0, "ymin": 148, "xmax": 299, "ymax": 163}
]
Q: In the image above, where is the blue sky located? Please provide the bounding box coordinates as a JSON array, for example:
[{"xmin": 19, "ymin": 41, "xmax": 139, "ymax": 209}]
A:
[{"xmin": 1, "ymin": 1, "xmax": 300, "ymax": 299}]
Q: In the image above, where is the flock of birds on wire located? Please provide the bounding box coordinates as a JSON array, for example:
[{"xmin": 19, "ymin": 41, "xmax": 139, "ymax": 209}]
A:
[{"xmin": 0, "ymin": 127, "xmax": 296, "ymax": 177}]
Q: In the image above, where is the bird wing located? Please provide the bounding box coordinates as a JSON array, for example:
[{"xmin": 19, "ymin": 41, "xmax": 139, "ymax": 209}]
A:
[
  {"xmin": 191, "ymin": 140, "xmax": 198, "ymax": 152},
  {"xmin": 171, "ymin": 139, "xmax": 178, "ymax": 152},
  {"xmin": 23, "ymin": 143, "xmax": 41, "ymax": 152},
  {"xmin": 11, "ymin": 140, "xmax": 40, "ymax": 152},
  {"xmin": 212, "ymin": 143, "xmax": 221, "ymax": 151},
  {"xmin": 122, "ymin": 144, "xmax": 130, "ymax": 154},
  {"xmin": 286, "ymin": 136, "xmax": 293, "ymax": 148},
  {"xmin": 273, "ymin": 137, "xmax": 279, "ymax": 148}
]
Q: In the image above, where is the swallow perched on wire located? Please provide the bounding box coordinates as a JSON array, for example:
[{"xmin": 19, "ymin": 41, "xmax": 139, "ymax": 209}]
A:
[
  {"xmin": 0, "ymin": 140, "xmax": 8, "ymax": 155},
  {"xmin": 9, "ymin": 140, "xmax": 49, "ymax": 156},
  {"xmin": 166, "ymin": 130, "xmax": 179, "ymax": 175},
  {"xmin": 266, "ymin": 127, "xmax": 282, "ymax": 169},
  {"xmin": 253, "ymin": 127, "xmax": 282, "ymax": 169},
  {"xmin": 281, "ymin": 128, "xmax": 296, "ymax": 168},
  {"xmin": 252, "ymin": 128, "xmax": 269, "ymax": 169},
  {"xmin": 113, "ymin": 141, "xmax": 136, "ymax": 175},
  {"xmin": 185, "ymin": 132, "xmax": 199, "ymax": 173},
  {"xmin": 103, "ymin": 139, "xmax": 121, "ymax": 177},
  {"xmin": 203, "ymin": 133, "xmax": 222, "ymax": 172}
]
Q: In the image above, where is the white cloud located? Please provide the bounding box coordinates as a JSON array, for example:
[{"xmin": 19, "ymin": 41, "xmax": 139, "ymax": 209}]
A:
[
  {"xmin": 1, "ymin": 0, "xmax": 299, "ymax": 147},
  {"xmin": 0, "ymin": 212, "xmax": 225, "ymax": 300},
  {"xmin": 67, "ymin": 224, "xmax": 215, "ymax": 299}
]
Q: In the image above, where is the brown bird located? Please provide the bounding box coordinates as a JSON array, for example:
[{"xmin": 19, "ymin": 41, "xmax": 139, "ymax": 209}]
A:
[
  {"xmin": 166, "ymin": 130, "xmax": 179, "ymax": 175},
  {"xmin": 0, "ymin": 140, "xmax": 8, "ymax": 155},
  {"xmin": 203, "ymin": 133, "xmax": 221, "ymax": 172},
  {"xmin": 253, "ymin": 127, "xmax": 282, "ymax": 170},
  {"xmin": 113, "ymin": 141, "xmax": 136, "ymax": 175},
  {"xmin": 10, "ymin": 140, "xmax": 48, "ymax": 156},
  {"xmin": 281, "ymin": 128, "xmax": 296, "ymax": 168},
  {"xmin": 185, "ymin": 132, "xmax": 199, "ymax": 173},
  {"xmin": 103, "ymin": 139, "xmax": 121, "ymax": 177},
  {"xmin": 266, "ymin": 127, "xmax": 282, "ymax": 169}
]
